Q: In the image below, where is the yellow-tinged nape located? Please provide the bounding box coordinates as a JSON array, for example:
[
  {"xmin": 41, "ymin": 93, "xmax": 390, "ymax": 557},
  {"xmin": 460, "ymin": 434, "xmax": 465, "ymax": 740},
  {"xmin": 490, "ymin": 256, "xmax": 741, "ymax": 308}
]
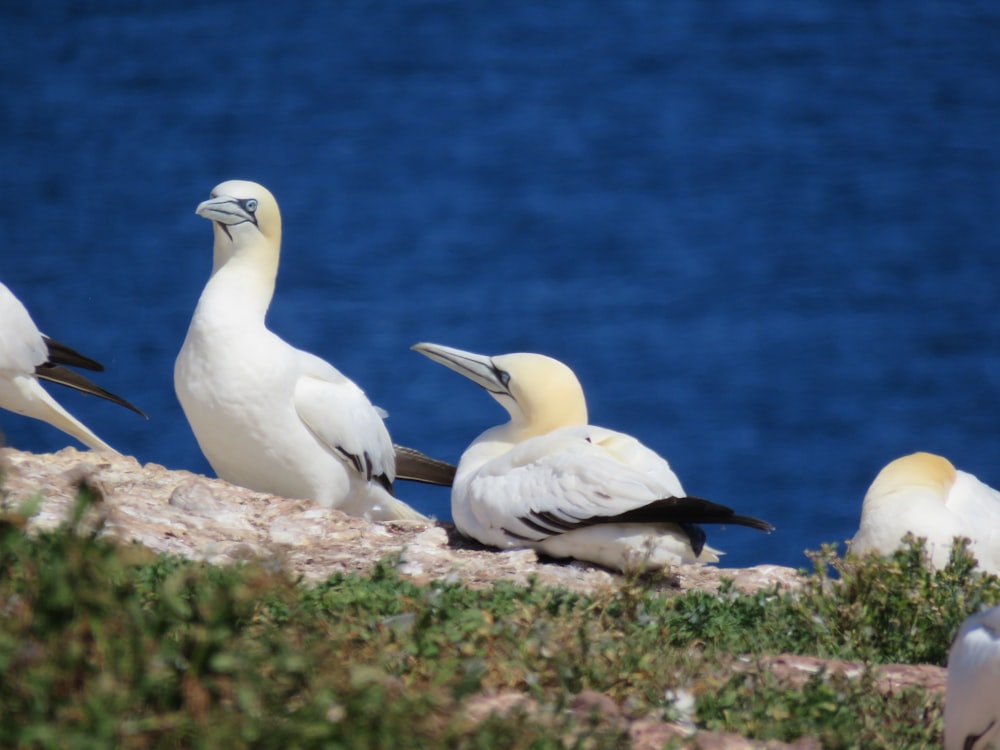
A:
[
  {"xmin": 491, "ymin": 353, "xmax": 589, "ymax": 439},
  {"xmin": 867, "ymin": 451, "xmax": 957, "ymax": 501}
]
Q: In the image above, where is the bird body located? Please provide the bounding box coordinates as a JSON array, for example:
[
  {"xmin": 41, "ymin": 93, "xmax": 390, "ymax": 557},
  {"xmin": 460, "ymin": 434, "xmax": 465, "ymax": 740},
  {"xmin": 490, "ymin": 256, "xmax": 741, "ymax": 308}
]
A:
[
  {"xmin": 850, "ymin": 452, "xmax": 1000, "ymax": 573},
  {"xmin": 946, "ymin": 605, "xmax": 1000, "ymax": 750},
  {"xmin": 412, "ymin": 342, "xmax": 772, "ymax": 571},
  {"xmin": 175, "ymin": 180, "xmax": 425, "ymax": 521},
  {"xmin": 0, "ymin": 281, "xmax": 143, "ymax": 452}
]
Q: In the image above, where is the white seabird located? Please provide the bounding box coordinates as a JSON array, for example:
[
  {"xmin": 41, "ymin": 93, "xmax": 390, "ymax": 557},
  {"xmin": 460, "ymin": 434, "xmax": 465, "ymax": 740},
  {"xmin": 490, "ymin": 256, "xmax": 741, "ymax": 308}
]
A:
[
  {"xmin": 945, "ymin": 605, "xmax": 1000, "ymax": 750},
  {"xmin": 411, "ymin": 342, "xmax": 773, "ymax": 571},
  {"xmin": 849, "ymin": 452, "xmax": 1000, "ymax": 573},
  {"xmin": 175, "ymin": 180, "xmax": 437, "ymax": 521},
  {"xmin": 0, "ymin": 281, "xmax": 145, "ymax": 452}
]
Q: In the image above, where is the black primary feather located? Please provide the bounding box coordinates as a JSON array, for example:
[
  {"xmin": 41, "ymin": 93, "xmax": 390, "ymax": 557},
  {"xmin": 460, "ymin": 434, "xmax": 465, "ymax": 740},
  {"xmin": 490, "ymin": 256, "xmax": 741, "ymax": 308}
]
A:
[
  {"xmin": 34, "ymin": 336, "xmax": 147, "ymax": 418},
  {"xmin": 42, "ymin": 335, "xmax": 105, "ymax": 371},
  {"xmin": 393, "ymin": 444, "xmax": 457, "ymax": 487},
  {"xmin": 35, "ymin": 364, "xmax": 146, "ymax": 418},
  {"xmin": 514, "ymin": 495, "xmax": 774, "ymax": 541}
]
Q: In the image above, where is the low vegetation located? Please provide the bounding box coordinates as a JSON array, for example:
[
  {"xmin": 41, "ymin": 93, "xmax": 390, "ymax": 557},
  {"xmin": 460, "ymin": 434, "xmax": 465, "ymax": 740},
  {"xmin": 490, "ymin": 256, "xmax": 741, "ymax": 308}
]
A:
[{"xmin": 1, "ymin": 486, "xmax": 996, "ymax": 748}]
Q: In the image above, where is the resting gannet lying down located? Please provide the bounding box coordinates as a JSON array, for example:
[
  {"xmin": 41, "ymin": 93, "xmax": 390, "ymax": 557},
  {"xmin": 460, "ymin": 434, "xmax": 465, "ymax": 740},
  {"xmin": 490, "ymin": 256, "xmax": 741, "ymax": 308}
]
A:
[
  {"xmin": 0, "ymin": 281, "xmax": 145, "ymax": 452},
  {"xmin": 945, "ymin": 605, "xmax": 1000, "ymax": 750},
  {"xmin": 849, "ymin": 452, "xmax": 1000, "ymax": 573},
  {"xmin": 411, "ymin": 342, "xmax": 773, "ymax": 571},
  {"xmin": 175, "ymin": 180, "xmax": 448, "ymax": 521}
]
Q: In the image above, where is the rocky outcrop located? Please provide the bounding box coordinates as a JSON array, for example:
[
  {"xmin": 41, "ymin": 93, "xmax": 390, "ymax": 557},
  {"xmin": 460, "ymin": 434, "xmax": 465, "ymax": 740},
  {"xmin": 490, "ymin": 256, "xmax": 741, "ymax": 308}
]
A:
[{"xmin": 0, "ymin": 446, "xmax": 802, "ymax": 595}]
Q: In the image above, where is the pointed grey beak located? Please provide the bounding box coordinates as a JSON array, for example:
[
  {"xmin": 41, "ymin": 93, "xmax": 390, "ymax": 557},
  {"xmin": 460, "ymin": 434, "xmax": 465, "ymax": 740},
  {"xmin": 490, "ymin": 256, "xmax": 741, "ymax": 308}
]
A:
[
  {"xmin": 411, "ymin": 342, "xmax": 512, "ymax": 397},
  {"xmin": 195, "ymin": 195, "xmax": 258, "ymax": 227}
]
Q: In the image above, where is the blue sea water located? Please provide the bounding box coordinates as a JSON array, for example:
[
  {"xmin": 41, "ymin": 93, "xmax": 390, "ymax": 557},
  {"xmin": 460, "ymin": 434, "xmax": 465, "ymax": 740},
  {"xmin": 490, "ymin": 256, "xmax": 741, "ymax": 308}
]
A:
[{"xmin": 2, "ymin": 1, "xmax": 999, "ymax": 569}]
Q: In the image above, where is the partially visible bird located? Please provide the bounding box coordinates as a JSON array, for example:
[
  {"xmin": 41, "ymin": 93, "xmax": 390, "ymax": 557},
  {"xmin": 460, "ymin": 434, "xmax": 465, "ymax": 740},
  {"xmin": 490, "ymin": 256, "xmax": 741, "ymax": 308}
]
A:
[
  {"xmin": 411, "ymin": 342, "xmax": 773, "ymax": 571},
  {"xmin": 175, "ymin": 180, "xmax": 447, "ymax": 521},
  {"xmin": 849, "ymin": 452, "xmax": 1000, "ymax": 573},
  {"xmin": 945, "ymin": 605, "xmax": 1000, "ymax": 750},
  {"xmin": 0, "ymin": 281, "xmax": 145, "ymax": 452}
]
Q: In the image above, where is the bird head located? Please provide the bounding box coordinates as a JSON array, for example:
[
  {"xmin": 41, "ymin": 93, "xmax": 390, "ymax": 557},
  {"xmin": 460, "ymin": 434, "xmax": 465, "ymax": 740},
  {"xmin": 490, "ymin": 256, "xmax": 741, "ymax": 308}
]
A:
[
  {"xmin": 197, "ymin": 180, "xmax": 281, "ymax": 269},
  {"xmin": 412, "ymin": 342, "xmax": 588, "ymax": 440},
  {"xmin": 865, "ymin": 452, "xmax": 957, "ymax": 508}
]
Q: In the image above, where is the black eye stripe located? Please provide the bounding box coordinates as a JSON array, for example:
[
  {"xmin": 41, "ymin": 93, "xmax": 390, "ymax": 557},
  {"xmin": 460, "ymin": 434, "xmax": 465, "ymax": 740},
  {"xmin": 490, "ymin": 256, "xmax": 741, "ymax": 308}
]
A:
[{"xmin": 491, "ymin": 363, "xmax": 511, "ymax": 389}]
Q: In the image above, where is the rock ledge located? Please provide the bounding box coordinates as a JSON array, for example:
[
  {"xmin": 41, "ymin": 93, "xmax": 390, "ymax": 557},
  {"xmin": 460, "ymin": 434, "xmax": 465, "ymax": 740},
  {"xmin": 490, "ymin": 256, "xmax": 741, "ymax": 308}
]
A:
[{"xmin": 1, "ymin": 447, "xmax": 801, "ymax": 595}]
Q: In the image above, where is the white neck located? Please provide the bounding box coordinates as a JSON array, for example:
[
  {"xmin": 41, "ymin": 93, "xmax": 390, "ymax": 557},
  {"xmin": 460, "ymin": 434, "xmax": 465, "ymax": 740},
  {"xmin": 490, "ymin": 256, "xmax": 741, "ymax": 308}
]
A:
[
  {"xmin": 456, "ymin": 421, "xmax": 533, "ymax": 481},
  {"xmin": 198, "ymin": 228, "xmax": 279, "ymax": 325}
]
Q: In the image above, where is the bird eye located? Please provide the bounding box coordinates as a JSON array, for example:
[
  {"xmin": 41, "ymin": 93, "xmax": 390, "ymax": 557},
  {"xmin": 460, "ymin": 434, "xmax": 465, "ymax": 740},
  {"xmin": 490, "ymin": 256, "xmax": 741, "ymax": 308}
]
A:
[{"xmin": 244, "ymin": 198, "xmax": 259, "ymax": 214}]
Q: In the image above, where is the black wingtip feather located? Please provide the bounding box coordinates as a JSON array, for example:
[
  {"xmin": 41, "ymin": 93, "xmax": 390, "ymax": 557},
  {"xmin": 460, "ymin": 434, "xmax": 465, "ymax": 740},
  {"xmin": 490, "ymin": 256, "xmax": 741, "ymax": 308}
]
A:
[
  {"xmin": 35, "ymin": 364, "xmax": 147, "ymax": 418},
  {"xmin": 723, "ymin": 513, "xmax": 775, "ymax": 533},
  {"xmin": 515, "ymin": 495, "xmax": 774, "ymax": 543},
  {"xmin": 393, "ymin": 445, "xmax": 457, "ymax": 487},
  {"xmin": 42, "ymin": 336, "xmax": 105, "ymax": 372},
  {"xmin": 589, "ymin": 496, "xmax": 774, "ymax": 533}
]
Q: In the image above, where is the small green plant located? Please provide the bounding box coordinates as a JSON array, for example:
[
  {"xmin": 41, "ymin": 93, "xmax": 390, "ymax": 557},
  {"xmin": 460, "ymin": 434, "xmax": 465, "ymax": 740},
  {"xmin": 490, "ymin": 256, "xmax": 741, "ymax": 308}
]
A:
[
  {"xmin": 785, "ymin": 536, "xmax": 1000, "ymax": 664},
  {"xmin": 647, "ymin": 537, "xmax": 1000, "ymax": 666},
  {"xmin": 697, "ymin": 666, "xmax": 943, "ymax": 749}
]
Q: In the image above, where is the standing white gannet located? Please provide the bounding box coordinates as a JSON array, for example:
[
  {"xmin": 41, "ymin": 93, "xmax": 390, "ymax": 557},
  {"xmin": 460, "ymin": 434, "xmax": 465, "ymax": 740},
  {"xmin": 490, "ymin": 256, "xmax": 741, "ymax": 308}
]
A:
[
  {"xmin": 0, "ymin": 281, "xmax": 145, "ymax": 452},
  {"xmin": 945, "ymin": 605, "xmax": 1000, "ymax": 750},
  {"xmin": 411, "ymin": 342, "xmax": 773, "ymax": 571},
  {"xmin": 849, "ymin": 452, "xmax": 1000, "ymax": 573},
  {"xmin": 175, "ymin": 180, "xmax": 434, "ymax": 521}
]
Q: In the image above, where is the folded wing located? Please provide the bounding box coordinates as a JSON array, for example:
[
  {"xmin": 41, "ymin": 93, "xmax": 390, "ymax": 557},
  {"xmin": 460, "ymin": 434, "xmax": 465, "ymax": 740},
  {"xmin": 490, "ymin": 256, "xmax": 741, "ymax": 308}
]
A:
[
  {"xmin": 294, "ymin": 353, "xmax": 396, "ymax": 493},
  {"xmin": 462, "ymin": 425, "xmax": 772, "ymax": 545}
]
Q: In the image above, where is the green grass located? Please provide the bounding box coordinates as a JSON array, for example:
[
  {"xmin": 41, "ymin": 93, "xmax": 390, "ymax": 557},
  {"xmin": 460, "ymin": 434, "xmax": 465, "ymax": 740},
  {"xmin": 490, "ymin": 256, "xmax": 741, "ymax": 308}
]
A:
[{"xmin": 1, "ymin": 488, "xmax": 996, "ymax": 749}]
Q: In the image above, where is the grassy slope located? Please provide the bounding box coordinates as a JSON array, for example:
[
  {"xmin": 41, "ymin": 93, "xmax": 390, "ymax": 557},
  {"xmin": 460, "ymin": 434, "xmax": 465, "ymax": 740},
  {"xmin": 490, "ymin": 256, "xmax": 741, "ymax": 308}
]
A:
[{"xmin": 1, "ymin": 489, "xmax": 997, "ymax": 749}]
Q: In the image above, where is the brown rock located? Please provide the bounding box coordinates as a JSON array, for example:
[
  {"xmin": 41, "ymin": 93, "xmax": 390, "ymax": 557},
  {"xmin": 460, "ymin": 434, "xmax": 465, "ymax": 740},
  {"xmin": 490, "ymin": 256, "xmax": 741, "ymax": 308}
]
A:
[
  {"xmin": 0, "ymin": 447, "xmax": 801, "ymax": 596},
  {"xmin": 458, "ymin": 690, "xmax": 538, "ymax": 728},
  {"xmin": 570, "ymin": 689, "xmax": 623, "ymax": 721},
  {"xmin": 732, "ymin": 653, "xmax": 947, "ymax": 696}
]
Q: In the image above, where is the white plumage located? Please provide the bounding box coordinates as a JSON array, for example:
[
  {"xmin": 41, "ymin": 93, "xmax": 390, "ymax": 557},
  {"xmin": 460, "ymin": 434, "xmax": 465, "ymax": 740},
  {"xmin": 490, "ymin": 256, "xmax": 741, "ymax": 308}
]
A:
[
  {"xmin": 0, "ymin": 281, "xmax": 143, "ymax": 452},
  {"xmin": 412, "ymin": 342, "xmax": 772, "ymax": 571},
  {"xmin": 946, "ymin": 605, "xmax": 1000, "ymax": 750},
  {"xmin": 849, "ymin": 452, "xmax": 1000, "ymax": 573},
  {"xmin": 175, "ymin": 180, "xmax": 426, "ymax": 521}
]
